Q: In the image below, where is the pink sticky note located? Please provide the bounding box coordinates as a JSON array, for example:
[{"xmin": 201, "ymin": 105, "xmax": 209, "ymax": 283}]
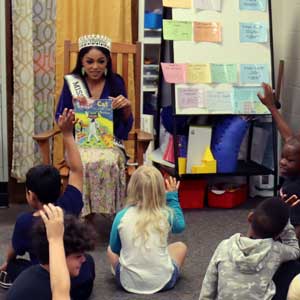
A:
[
  {"xmin": 177, "ymin": 88, "xmax": 205, "ymax": 109},
  {"xmin": 161, "ymin": 63, "xmax": 187, "ymax": 84}
]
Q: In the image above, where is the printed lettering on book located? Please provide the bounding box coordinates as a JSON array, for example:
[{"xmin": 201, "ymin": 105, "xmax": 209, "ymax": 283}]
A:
[{"xmin": 74, "ymin": 99, "xmax": 114, "ymax": 148}]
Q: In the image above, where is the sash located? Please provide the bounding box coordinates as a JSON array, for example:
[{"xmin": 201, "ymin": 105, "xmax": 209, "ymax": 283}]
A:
[{"xmin": 64, "ymin": 74, "xmax": 90, "ymax": 98}]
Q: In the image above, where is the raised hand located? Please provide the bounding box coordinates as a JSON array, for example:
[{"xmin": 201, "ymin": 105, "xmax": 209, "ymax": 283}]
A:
[
  {"xmin": 40, "ymin": 204, "xmax": 64, "ymax": 242},
  {"xmin": 110, "ymin": 95, "xmax": 131, "ymax": 110},
  {"xmin": 165, "ymin": 176, "xmax": 180, "ymax": 192},
  {"xmin": 57, "ymin": 108, "xmax": 75, "ymax": 134},
  {"xmin": 257, "ymin": 82, "xmax": 276, "ymax": 109}
]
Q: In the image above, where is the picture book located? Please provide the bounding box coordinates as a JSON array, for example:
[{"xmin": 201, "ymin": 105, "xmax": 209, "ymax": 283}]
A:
[{"xmin": 74, "ymin": 98, "xmax": 113, "ymax": 148}]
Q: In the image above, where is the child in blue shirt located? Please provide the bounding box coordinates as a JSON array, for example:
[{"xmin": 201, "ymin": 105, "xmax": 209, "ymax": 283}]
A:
[
  {"xmin": 0, "ymin": 109, "xmax": 95, "ymax": 299},
  {"xmin": 107, "ymin": 165, "xmax": 187, "ymax": 294}
]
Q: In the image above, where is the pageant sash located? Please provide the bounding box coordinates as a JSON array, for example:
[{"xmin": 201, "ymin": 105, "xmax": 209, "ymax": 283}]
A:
[{"xmin": 64, "ymin": 74, "xmax": 90, "ymax": 98}]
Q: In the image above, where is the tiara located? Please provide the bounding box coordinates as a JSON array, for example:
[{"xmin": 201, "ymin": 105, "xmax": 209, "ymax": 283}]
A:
[{"xmin": 78, "ymin": 34, "xmax": 112, "ymax": 51}]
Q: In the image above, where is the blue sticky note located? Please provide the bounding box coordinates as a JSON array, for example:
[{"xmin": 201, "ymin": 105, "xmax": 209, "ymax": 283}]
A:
[
  {"xmin": 233, "ymin": 86, "xmax": 265, "ymax": 114},
  {"xmin": 239, "ymin": 0, "xmax": 267, "ymax": 11},
  {"xmin": 240, "ymin": 64, "xmax": 270, "ymax": 84},
  {"xmin": 240, "ymin": 22, "xmax": 268, "ymax": 43}
]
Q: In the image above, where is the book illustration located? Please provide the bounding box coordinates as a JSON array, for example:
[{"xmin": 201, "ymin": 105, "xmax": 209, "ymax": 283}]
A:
[{"xmin": 74, "ymin": 98, "xmax": 113, "ymax": 148}]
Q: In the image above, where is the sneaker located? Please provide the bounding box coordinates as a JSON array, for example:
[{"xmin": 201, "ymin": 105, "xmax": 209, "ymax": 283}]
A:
[{"xmin": 0, "ymin": 271, "xmax": 12, "ymax": 289}]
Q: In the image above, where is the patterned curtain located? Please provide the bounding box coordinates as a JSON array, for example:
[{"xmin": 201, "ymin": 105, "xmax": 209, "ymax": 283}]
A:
[{"xmin": 11, "ymin": 0, "xmax": 56, "ymax": 182}]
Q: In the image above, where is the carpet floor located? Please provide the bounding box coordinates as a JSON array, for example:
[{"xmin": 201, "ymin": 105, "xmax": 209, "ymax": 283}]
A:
[{"xmin": 0, "ymin": 198, "xmax": 261, "ymax": 300}]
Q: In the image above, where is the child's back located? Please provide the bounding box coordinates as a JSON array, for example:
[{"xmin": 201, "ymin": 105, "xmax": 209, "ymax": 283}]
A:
[
  {"xmin": 199, "ymin": 198, "xmax": 300, "ymax": 300},
  {"xmin": 108, "ymin": 166, "xmax": 187, "ymax": 294}
]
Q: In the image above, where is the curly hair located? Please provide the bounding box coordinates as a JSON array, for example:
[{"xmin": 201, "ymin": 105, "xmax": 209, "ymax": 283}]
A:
[{"xmin": 32, "ymin": 213, "xmax": 96, "ymax": 265}]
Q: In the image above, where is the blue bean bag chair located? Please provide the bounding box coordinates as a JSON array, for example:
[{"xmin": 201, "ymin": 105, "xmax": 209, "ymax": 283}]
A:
[{"xmin": 211, "ymin": 116, "xmax": 250, "ymax": 173}]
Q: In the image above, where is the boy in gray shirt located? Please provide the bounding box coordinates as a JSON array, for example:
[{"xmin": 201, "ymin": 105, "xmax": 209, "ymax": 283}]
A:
[{"xmin": 199, "ymin": 197, "xmax": 300, "ymax": 300}]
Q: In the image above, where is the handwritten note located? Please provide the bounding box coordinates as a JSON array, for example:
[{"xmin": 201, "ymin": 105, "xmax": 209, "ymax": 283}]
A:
[
  {"xmin": 177, "ymin": 88, "xmax": 205, "ymax": 109},
  {"xmin": 206, "ymin": 90, "xmax": 233, "ymax": 113},
  {"xmin": 239, "ymin": 0, "xmax": 267, "ymax": 11},
  {"xmin": 240, "ymin": 22, "xmax": 268, "ymax": 43},
  {"xmin": 194, "ymin": 22, "xmax": 222, "ymax": 43},
  {"xmin": 163, "ymin": 0, "xmax": 192, "ymax": 8},
  {"xmin": 163, "ymin": 20, "xmax": 193, "ymax": 41},
  {"xmin": 161, "ymin": 63, "xmax": 187, "ymax": 84},
  {"xmin": 211, "ymin": 64, "xmax": 238, "ymax": 83},
  {"xmin": 187, "ymin": 64, "xmax": 211, "ymax": 83},
  {"xmin": 240, "ymin": 64, "xmax": 269, "ymax": 84},
  {"xmin": 233, "ymin": 86, "xmax": 263, "ymax": 113},
  {"xmin": 194, "ymin": 0, "xmax": 221, "ymax": 11}
]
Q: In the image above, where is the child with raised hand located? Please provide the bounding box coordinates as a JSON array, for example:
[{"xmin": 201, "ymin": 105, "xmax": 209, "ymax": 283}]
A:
[
  {"xmin": 107, "ymin": 165, "xmax": 187, "ymax": 294},
  {"xmin": 0, "ymin": 109, "xmax": 95, "ymax": 299},
  {"xmin": 199, "ymin": 197, "xmax": 300, "ymax": 300},
  {"xmin": 40, "ymin": 203, "xmax": 70, "ymax": 300}
]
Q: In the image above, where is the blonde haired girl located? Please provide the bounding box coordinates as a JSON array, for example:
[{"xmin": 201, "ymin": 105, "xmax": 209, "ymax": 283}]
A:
[{"xmin": 107, "ymin": 165, "xmax": 187, "ymax": 294}]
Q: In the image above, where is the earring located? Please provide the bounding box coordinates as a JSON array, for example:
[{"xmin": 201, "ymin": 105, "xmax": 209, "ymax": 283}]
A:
[
  {"xmin": 104, "ymin": 68, "xmax": 107, "ymax": 77},
  {"xmin": 81, "ymin": 67, "xmax": 85, "ymax": 76}
]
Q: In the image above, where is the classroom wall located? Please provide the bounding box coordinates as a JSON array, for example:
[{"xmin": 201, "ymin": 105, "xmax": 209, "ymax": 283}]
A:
[{"xmin": 272, "ymin": 0, "xmax": 300, "ymax": 134}]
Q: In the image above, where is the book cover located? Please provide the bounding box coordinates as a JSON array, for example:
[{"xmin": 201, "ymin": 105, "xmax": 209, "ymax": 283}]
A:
[{"xmin": 74, "ymin": 99, "xmax": 113, "ymax": 148}]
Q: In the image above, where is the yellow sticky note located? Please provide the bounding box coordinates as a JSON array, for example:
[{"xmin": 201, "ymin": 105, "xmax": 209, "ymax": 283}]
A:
[
  {"xmin": 178, "ymin": 157, "xmax": 187, "ymax": 175},
  {"xmin": 187, "ymin": 64, "xmax": 211, "ymax": 83},
  {"xmin": 163, "ymin": 0, "xmax": 192, "ymax": 8},
  {"xmin": 163, "ymin": 20, "xmax": 193, "ymax": 41}
]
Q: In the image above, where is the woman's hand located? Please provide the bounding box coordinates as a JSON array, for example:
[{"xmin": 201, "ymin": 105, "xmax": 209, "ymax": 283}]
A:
[
  {"xmin": 165, "ymin": 176, "xmax": 180, "ymax": 192},
  {"xmin": 73, "ymin": 96, "xmax": 88, "ymax": 106},
  {"xmin": 110, "ymin": 95, "xmax": 131, "ymax": 110},
  {"xmin": 257, "ymin": 82, "xmax": 276, "ymax": 109}
]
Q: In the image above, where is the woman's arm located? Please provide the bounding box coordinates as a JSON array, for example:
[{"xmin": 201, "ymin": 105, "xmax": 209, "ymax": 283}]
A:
[{"xmin": 110, "ymin": 75, "xmax": 134, "ymax": 139}]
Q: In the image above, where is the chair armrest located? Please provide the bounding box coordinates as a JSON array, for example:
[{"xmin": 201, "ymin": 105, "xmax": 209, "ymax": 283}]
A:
[
  {"xmin": 136, "ymin": 129, "xmax": 153, "ymax": 142},
  {"xmin": 127, "ymin": 129, "xmax": 153, "ymax": 166},
  {"xmin": 32, "ymin": 128, "xmax": 61, "ymax": 142},
  {"xmin": 127, "ymin": 129, "xmax": 153, "ymax": 142},
  {"xmin": 32, "ymin": 128, "xmax": 61, "ymax": 165}
]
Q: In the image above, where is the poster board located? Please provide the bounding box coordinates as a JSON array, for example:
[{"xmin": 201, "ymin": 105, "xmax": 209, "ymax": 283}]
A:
[{"xmin": 161, "ymin": 0, "xmax": 274, "ymax": 115}]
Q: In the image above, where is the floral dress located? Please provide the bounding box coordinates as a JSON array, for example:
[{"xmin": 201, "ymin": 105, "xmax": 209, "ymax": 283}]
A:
[{"xmin": 56, "ymin": 74, "xmax": 133, "ymax": 215}]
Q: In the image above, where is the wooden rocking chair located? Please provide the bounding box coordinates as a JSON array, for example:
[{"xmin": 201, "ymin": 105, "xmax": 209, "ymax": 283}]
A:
[{"xmin": 33, "ymin": 40, "xmax": 153, "ymax": 185}]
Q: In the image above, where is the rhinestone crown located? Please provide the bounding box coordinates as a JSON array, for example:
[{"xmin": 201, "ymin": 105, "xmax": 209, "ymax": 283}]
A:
[{"xmin": 78, "ymin": 34, "xmax": 111, "ymax": 51}]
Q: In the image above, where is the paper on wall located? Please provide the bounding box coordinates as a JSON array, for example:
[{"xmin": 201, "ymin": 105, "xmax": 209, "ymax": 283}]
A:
[
  {"xmin": 240, "ymin": 22, "xmax": 268, "ymax": 43},
  {"xmin": 177, "ymin": 87, "xmax": 206, "ymax": 109},
  {"xmin": 239, "ymin": 0, "xmax": 267, "ymax": 11},
  {"xmin": 187, "ymin": 64, "xmax": 211, "ymax": 83},
  {"xmin": 194, "ymin": 22, "xmax": 222, "ymax": 43},
  {"xmin": 163, "ymin": 20, "xmax": 193, "ymax": 41},
  {"xmin": 194, "ymin": 0, "xmax": 222, "ymax": 11},
  {"xmin": 161, "ymin": 63, "xmax": 187, "ymax": 84}
]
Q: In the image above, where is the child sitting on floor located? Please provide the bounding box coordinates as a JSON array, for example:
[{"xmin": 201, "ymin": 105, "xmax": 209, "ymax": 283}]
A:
[
  {"xmin": 199, "ymin": 197, "xmax": 300, "ymax": 300},
  {"xmin": 107, "ymin": 165, "xmax": 187, "ymax": 294},
  {"xmin": 258, "ymin": 83, "xmax": 300, "ymax": 238},
  {"xmin": 0, "ymin": 109, "xmax": 95, "ymax": 299},
  {"xmin": 7, "ymin": 208, "xmax": 96, "ymax": 300}
]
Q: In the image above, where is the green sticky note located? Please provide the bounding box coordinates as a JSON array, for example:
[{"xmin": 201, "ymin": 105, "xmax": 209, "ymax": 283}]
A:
[
  {"xmin": 163, "ymin": 19, "xmax": 193, "ymax": 41},
  {"xmin": 211, "ymin": 64, "xmax": 238, "ymax": 83}
]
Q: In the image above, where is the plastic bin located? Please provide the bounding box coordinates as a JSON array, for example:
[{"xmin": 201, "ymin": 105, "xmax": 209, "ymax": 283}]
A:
[
  {"xmin": 179, "ymin": 179, "xmax": 207, "ymax": 209},
  {"xmin": 208, "ymin": 184, "xmax": 247, "ymax": 208},
  {"xmin": 144, "ymin": 12, "xmax": 162, "ymax": 29}
]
